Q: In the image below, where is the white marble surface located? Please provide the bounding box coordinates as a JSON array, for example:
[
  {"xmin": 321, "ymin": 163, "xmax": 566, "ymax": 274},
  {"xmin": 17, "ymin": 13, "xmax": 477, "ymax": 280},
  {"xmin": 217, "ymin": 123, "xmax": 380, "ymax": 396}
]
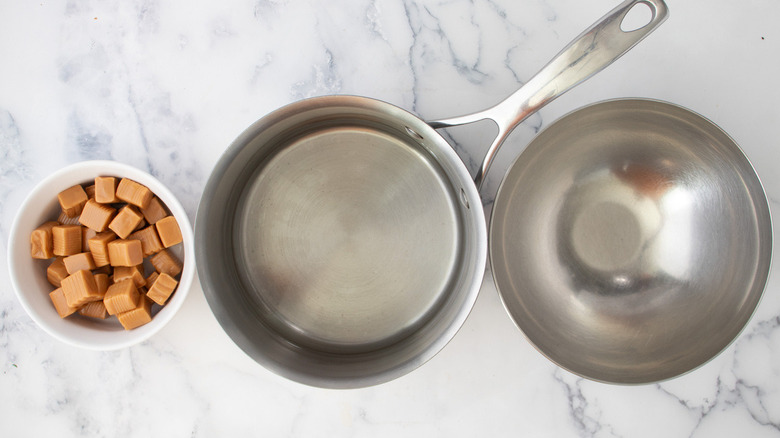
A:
[{"xmin": 2, "ymin": 0, "xmax": 779, "ymax": 436}]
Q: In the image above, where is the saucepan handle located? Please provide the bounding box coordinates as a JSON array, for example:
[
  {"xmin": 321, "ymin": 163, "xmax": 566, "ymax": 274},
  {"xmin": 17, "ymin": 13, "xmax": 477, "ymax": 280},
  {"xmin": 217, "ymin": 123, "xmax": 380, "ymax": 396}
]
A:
[{"xmin": 429, "ymin": 0, "xmax": 669, "ymax": 188}]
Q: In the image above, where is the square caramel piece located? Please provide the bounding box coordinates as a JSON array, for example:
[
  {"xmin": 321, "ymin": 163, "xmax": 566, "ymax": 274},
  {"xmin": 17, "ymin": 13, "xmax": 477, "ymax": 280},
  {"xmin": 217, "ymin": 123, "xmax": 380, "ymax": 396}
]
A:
[
  {"xmin": 52, "ymin": 225, "xmax": 83, "ymax": 256},
  {"xmin": 63, "ymin": 252, "xmax": 97, "ymax": 275},
  {"xmin": 150, "ymin": 248, "xmax": 182, "ymax": 277},
  {"xmin": 107, "ymin": 239, "xmax": 143, "ymax": 267},
  {"xmin": 113, "ymin": 265, "xmax": 146, "ymax": 288},
  {"xmin": 140, "ymin": 196, "xmax": 167, "ymax": 225},
  {"xmin": 81, "ymin": 226, "xmax": 97, "ymax": 252},
  {"xmin": 78, "ymin": 300, "xmax": 108, "ymax": 320},
  {"xmin": 84, "ymin": 184, "xmax": 96, "ymax": 200},
  {"xmin": 108, "ymin": 205, "xmax": 144, "ymax": 239},
  {"xmin": 79, "ymin": 199, "xmax": 117, "ymax": 232},
  {"xmin": 49, "ymin": 288, "xmax": 78, "ymax": 318},
  {"xmin": 88, "ymin": 231, "xmax": 117, "ymax": 267},
  {"xmin": 47, "ymin": 258, "xmax": 69, "ymax": 287},
  {"xmin": 61, "ymin": 269, "xmax": 102, "ymax": 308},
  {"xmin": 128, "ymin": 225, "xmax": 163, "ymax": 257},
  {"xmin": 104, "ymin": 279, "xmax": 140, "ymax": 315},
  {"xmin": 57, "ymin": 184, "xmax": 89, "ymax": 218},
  {"xmin": 116, "ymin": 178, "xmax": 153, "ymax": 209},
  {"xmin": 94, "ymin": 176, "xmax": 119, "ymax": 203},
  {"xmin": 147, "ymin": 272, "xmax": 178, "ymax": 305},
  {"xmin": 94, "ymin": 272, "xmax": 110, "ymax": 295},
  {"xmin": 145, "ymin": 271, "xmax": 159, "ymax": 289},
  {"xmin": 31, "ymin": 221, "xmax": 59, "ymax": 259},
  {"xmin": 155, "ymin": 216, "xmax": 183, "ymax": 248},
  {"xmin": 57, "ymin": 210, "xmax": 81, "ymax": 226},
  {"xmin": 117, "ymin": 294, "xmax": 153, "ymax": 330}
]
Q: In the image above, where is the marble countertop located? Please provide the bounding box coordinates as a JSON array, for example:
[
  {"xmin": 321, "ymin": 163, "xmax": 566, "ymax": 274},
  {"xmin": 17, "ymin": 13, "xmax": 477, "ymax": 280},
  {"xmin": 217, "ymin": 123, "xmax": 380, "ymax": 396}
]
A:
[{"xmin": 2, "ymin": 0, "xmax": 779, "ymax": 436}]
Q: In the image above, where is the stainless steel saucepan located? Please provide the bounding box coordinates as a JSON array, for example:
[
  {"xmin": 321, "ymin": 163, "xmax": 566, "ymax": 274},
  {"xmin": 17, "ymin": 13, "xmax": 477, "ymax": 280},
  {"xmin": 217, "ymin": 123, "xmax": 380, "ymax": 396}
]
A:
[{"xmin": 196, "ymin": 0, "xmax": 677, "ymax": 388}]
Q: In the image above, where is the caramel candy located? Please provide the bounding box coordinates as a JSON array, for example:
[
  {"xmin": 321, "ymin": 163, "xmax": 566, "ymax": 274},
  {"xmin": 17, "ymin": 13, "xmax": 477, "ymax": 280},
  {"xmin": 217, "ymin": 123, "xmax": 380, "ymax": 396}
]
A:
[
  {"xmin": 150, "ymin": 249, "xmax": 182, "ymax": 277},
  {"xmin": 117, "ymin": 294, "xmax": 153, "ymax": 330},
  {"xmin": 94, "ymin": 176, "xmax": 119, "ymax": 204},
  {"xmin": 94, "ymin": 272, "xmax": 110, "ymax": 295},
  {"xmin": 81, "ymin": 227, "xmax": 97, "ymax": 252},
  {"xmin": 31, "ymin": 221, "xmax": 58, "ymax": 259},
  {"xmin": 116, "ymin": 178, "xmax": 153, "ymax": 209},
  {"xmin": 145, "ymin": 271, "xmax": 159, "ymax": 289},
  {"xmin": 57, "ymin": 184, "xmax": 88, "ymax": 218},
  {"xmin": 57, "ymin": 210, "xmax": 81, "ymax": 226},
  {"xmin": 140, "ymin": 197, "xmax": 167, "ymax": 225},
  {"xmin": 49, "ymin": 288, "xmax": 78, "ymax": 318},
  {"xmin": 78, "ymin": 300, "xmax": 108, "ymax": 319},
  {"xmin": 79, "ymin": 199, "xmax": 117, "ymax": 232},
  {"xmin": 85, "ymin": 184, "xmax": 96, "ymax": 200},
  {"xmin": 63, "ymin": 252, "xmax": 97, "ymax": 275},
  {"xmin": 93, "ymin": 265, "xmax": 112, "ymax": 276},
  {"xmin": 156, "ymin": 216, "xmax": 183, "ymax": 248},
  {"xmin": 103, "ymin": 279, "xmax": 140, "ymax": 315},
  {"xmin": 61, "ymin": 269, "xmax": 102, "ymax": 308},
  {"xmin": 88, "ymin": 231, "xmax": 116, "ymax": 267},
  {"xmin": 46, "ymin": 258, "xmax": 69, "ymax": 288},
  {"xmin": 52, "ymin": 225, "xmax": 83, "ymax": 256},
  {"xmin": 128, "ymin": 225, "xmax": 163, "ymax": 257},
  {"xmin": 113, "ymin": 265, "xmax": 146, "ymax": 288},
  {"xmin": 147, "ymin": 272, "xmax": 178, "ymax": 305},
  {"xmin": 107, "ymin": 239, "xmax": 143, "ymax": 267},
  {"xmin": 108, "ymin": 205, "xmax": 144, "ymax": 239}
]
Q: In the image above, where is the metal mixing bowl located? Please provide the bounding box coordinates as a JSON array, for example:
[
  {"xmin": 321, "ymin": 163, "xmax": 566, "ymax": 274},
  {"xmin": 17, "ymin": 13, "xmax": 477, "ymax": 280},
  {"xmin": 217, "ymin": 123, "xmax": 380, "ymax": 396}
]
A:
[{"xmin": 491, "ymin": 99, "xmax": 773, "ymax": 383}]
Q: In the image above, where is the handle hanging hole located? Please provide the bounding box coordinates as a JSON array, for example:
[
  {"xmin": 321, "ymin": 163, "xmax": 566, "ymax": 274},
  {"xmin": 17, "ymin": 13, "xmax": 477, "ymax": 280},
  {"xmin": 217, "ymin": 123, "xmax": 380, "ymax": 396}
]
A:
[{"xmin": 620, "ymin": 2, "xmax": 653, "ymax": 32}]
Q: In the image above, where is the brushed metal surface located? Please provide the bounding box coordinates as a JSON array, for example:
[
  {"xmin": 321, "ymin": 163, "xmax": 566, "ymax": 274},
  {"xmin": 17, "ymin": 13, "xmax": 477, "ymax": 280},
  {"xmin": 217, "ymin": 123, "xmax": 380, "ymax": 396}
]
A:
[
  {"xmin": 490, "ymin": 99, "xmax": 773, "ymax": 384},
  {"xmin": 235, "ymin": 126, "xmax": 460, "ymax": 352},
  {"xmin": 197, "ymin": 97, "xmax": 486, "ymax": 388}
]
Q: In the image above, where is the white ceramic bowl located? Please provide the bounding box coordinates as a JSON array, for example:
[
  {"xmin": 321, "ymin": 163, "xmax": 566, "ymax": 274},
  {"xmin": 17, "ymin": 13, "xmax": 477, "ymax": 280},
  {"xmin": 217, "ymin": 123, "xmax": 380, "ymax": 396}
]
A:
[{"xmin": 8, "ymin": 160, "xmax": 195, "ymax": 350}]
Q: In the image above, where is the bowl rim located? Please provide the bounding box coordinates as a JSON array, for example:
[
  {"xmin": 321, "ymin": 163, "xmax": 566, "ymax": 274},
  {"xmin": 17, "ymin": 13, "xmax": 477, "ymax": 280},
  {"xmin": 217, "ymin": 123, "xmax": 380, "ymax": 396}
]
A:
[{"xmin": 8, "ymin": 160, "xmax": 195, "ymax": 350}]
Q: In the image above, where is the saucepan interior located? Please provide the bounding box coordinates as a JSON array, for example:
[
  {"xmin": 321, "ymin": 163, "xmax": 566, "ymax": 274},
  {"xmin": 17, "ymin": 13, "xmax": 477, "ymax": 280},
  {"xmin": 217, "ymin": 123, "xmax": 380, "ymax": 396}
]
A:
[
  {"xmin": 196, "ymin": 96, "xmax": 486, "ymax": 388},
  {"xmin": 491, "ymin": 99, "xmax": 772, "ymax": 384}
]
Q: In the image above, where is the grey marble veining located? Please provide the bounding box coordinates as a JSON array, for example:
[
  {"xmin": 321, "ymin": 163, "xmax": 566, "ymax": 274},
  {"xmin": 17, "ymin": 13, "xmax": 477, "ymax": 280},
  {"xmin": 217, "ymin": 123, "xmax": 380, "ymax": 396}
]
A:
[{"xmin": 1, "ymin": 0, "xmax": 780, "ymax": 436}]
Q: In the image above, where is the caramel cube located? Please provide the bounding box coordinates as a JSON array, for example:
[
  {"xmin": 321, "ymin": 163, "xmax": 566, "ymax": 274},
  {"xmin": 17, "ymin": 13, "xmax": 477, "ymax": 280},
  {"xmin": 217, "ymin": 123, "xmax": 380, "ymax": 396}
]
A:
[
  {"xmin": 94, "ymin": 176, "xmax": 119, "ymax": 203},
  {"xmin": 103, "ymin": 279, "xmax": 140, "ymax": 315},
  {"xmin": 63, "ymin": 252, "xmax": 97, "ymax": 275},
  {"xmin": 61, "ymin": 269, "xmax": 102, "ymax": 308},
  {"xmin": 88, "ymin": 231, "xmax": 116, "ymax": 267},
  {"xmin": 46, "ymin": 258, "xmax": 69, "ymax": 287},
  {"xmin": 31, "ymin": 221, "xmax": 58, "ymax": 259},
  {"xmin": 150, "ymin": 249, "xmax": 182, "ymax": 277},
  {"xmin": 113, "ymin": 265, "xmax": 146, "ymax": 288},
  {"xmin": 49, "ymin": 288, "xmax": 78, "ymax": 318},
  {"xmin": 116, "ymin": 178, "xmax": 153, "ymax": 209},
  {"xmin": 57, "ymin": 210, "xmax": 81, "ymax": 226},
  {"xmin": 140, "ymin": 196, "xmax": 167, "ymax": 224},
  {"xmin": 108, "ymin": 205, "xmax": 144, "ymax": 239},
  {"xmin": 145, "ymin": 271, "xmax": 159, "ymax": 289},
  {"xmin": 79, "ymin": 199, "xmax": 116, "ymax": 232},
  {"xmin": 94, "ymin": 272, "xmax": 110, "ymax": 295},
  {"xmin": 147, "ymin": 272, "xmax": 178, "ymax": 305},
  {"xmin": 78, "ymin": 300, "xmax": 108, "ymax": 319},
  {"xmin": 81, "ymin": 226, "xmax": 97, "ymax": 252},
  {"xmin": 52, "ymin": 225, "xmax": 83, "ymax": 256},
  {"xmin": 128, "ymin": 226, "xmax": 163, "ymax": 257},
  {"xmin": 116, "ymin": 294, "xmax": 153, "ymax": 330},
  {"xmin": 156, "ymin": 216, "xmax": 183, "ymax": 248},
  {"xmin": 57, "ymin": 184, "xmax": 88, "ymax": 217},
  {"xmin": 84, "ymin": 184, "xmax": 96, "ymax": 200},
  {"xmin": 107, "ymin": 239, "xmax": 143, "ymax": 267}
]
